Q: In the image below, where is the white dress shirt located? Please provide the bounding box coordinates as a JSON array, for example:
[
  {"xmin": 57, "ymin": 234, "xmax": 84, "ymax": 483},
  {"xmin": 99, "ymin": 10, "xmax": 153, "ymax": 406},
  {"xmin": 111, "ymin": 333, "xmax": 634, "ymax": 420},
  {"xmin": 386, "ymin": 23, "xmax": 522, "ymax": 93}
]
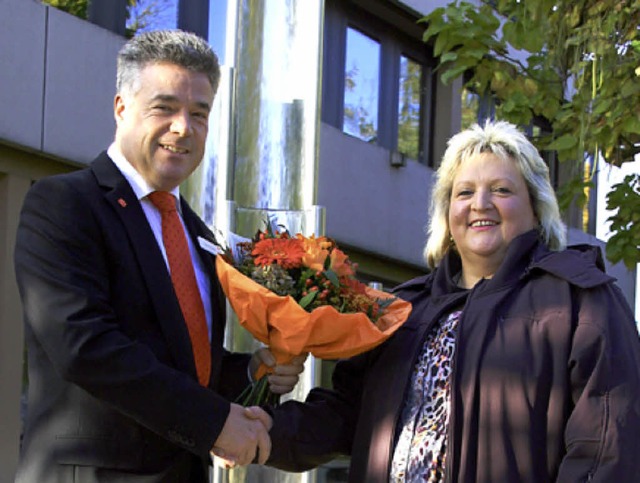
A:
[{"xmin": 107, "ymin": 144, "xmax": 213, "ymax": 340}]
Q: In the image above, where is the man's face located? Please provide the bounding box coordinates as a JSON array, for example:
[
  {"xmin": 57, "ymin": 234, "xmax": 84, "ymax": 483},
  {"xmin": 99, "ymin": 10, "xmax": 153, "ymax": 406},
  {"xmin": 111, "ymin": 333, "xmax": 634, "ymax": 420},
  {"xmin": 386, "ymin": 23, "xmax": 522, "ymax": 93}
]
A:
[{"xmin": 114, "ymin": 62, "xmax": 215, "ymax": 191}]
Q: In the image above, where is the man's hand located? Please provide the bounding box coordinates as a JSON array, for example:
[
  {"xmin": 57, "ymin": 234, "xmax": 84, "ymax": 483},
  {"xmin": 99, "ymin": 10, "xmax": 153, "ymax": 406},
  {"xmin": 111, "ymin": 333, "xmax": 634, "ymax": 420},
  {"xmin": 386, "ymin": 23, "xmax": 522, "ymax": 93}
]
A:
[
  {"xmin": 244, "ymin": 405, "xmax": 273, "ymax": 431},
  {"xmin": 211, "ymin": 403, "xmax": 272, "ymax": 466},
  {"xmin": 250, "ymin": 348, "xmax": 309, "ymax": 395}
]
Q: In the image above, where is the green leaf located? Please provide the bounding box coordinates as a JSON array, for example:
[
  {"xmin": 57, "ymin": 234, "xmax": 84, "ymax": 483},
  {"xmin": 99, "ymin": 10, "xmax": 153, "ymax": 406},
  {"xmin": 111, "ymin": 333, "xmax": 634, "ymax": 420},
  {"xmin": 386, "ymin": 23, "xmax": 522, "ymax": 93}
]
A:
[
  {"xmin": 546, "ymin": 134, "xmax": 577, "ymax": 151},
  {"xmin": 620, "ymin": 79, "xmax": 640, "ymax": 99},
  {"xmin": 376, "ymin": 297, "xmax": 395, "ymax": 310},
  {"xmin": 442, "ymin": 64, "xmax": 469, "ymax": 84},
  {"xmin": 440, "ymin": 52, "xmax": 458, "ymax": 63},
  {"xmin": 465, "ymin": 47, "xmax": 488, "ymax": 60},
  {"xmin": 324, "ymin": 269, "xmax": 340, "ymax": 288},
  {"xmin": 523, "ymin": 31, "xmax": 545, "ymax": 52},
  {"xmin": 421, "ymin": 10, "xmax": 446, "ymax": 42},
  {"xmin": 557, "ymin": 176, "xmax": 588, "ymax": 212},
  {"xmin": 469, "ymin": 4, "xmax": 500, "ymax": 31},
  {"xmin": 623, "ymin": 245, "xmax": 639, "ymax": 269},
  {"xmin": 592, "ymin": 98, "xmax": 613, "ymax": 116},
  {"xmin": 299, "ymin": 290, "xmax": 317, "ymax": 309},
  {"xmin": 622, "ymin": 115, "xmax": 640, "ymax": 134},
  {"xmin": 502, "ymin": 22, "xmax": 520, "ymax": 49},
  {"xmin": 434, "ymin": 30, "xmax": 450, "ymax": 57},
  {"xmin": 444, "ymin": 2, "xmax": 466, "ymax": 23},
  {"xmin": 605, "ymin": 240, "xmax": 622, "ymax": 263}
]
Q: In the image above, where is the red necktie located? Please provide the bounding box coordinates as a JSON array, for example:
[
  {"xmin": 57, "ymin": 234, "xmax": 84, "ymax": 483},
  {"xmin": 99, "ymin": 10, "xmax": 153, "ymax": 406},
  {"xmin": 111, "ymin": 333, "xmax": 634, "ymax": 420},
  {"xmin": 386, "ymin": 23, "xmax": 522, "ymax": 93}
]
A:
[{"xmin": 148, "ymin": 191, "xmax": 211, "ymax": 386}]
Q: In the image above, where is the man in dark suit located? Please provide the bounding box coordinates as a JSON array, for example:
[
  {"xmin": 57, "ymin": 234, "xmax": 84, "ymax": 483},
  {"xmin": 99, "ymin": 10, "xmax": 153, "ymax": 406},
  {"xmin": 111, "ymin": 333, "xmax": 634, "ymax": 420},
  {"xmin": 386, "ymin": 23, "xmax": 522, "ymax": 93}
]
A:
[{"xmin": 13, "ymin": 30, "xmax": 305, "ymax": 482}]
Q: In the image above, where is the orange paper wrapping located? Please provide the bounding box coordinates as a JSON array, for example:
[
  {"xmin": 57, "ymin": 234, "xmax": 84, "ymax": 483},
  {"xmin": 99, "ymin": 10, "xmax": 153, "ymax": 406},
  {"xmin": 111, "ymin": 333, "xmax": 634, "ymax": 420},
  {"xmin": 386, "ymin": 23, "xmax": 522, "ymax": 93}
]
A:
[{"xmin": 216, "ymin": 256, "xmax": 412, "ymax": 379}]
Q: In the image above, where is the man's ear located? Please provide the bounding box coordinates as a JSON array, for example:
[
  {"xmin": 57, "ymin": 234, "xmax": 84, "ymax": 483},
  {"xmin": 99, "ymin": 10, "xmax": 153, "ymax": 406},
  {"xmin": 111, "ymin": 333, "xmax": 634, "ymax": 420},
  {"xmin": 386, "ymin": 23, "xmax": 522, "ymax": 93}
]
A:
[{"xmin": 114, "ymin": 94, "xmax": 125, "ymax": 124}]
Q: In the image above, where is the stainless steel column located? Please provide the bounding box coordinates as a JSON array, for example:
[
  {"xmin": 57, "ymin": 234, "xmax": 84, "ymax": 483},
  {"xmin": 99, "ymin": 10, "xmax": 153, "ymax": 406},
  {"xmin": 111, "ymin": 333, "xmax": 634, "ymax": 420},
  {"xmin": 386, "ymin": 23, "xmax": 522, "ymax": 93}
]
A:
[
  {"xmin": 183, "ymin": 1, "xmax": 325, "ymax": 481},
  {"xmin": 231, "ymin": 0, "xmax": 324, "ymax": 237}
]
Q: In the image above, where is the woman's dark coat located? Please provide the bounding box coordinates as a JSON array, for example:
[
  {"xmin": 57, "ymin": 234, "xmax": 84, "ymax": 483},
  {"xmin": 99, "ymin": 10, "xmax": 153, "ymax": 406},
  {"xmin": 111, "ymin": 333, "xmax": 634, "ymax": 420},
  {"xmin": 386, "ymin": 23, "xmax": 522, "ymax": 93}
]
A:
[{"xmin": 267, "ymin": 230, "xmax": 640, "ymax": 482}]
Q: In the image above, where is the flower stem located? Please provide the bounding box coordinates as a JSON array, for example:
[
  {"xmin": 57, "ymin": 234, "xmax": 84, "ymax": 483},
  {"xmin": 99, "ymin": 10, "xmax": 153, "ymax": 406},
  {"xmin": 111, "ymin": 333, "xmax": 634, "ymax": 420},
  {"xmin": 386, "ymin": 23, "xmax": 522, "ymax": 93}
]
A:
[{"xmin": 235, "ymin": 375, "xmax": 280, "ymax": 407}]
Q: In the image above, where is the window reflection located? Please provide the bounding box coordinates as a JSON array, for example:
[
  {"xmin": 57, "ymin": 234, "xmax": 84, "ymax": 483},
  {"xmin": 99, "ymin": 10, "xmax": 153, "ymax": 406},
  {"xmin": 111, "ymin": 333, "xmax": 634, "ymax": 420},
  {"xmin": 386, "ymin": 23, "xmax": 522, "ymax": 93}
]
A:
[
  {"xmin": 343, "ymin": 27, "xmax": 380, "ymax": 143},
  {"xmin": 398, "ymin": 55, "xmax": 422, "ymax": 160}
]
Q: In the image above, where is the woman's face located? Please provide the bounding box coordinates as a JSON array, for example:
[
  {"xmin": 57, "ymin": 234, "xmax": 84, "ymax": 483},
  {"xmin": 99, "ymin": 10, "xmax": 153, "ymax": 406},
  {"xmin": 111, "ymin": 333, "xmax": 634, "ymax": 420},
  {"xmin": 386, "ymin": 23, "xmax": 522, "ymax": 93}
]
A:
[{"xmin": 448, "ymin": 152, "xmax": 537, "ymax": 275}]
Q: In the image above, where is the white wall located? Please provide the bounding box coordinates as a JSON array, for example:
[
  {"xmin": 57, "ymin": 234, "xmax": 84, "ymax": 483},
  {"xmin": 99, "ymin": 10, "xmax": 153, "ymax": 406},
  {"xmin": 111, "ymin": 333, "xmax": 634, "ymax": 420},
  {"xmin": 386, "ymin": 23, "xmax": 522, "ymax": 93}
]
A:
[
  {"xmin": 318, "ymin": 124, "xmax": 434, "ymax": 268},
  {"xmin": 0, "ymin": 0, "xmax": 123, "ymax": 166}
]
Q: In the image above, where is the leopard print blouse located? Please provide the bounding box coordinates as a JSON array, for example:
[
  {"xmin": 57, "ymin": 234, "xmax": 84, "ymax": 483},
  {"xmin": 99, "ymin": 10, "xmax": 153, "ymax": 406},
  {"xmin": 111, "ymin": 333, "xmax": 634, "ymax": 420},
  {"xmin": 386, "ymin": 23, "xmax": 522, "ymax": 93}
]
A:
[{"xmin": 389, "ymin": 310, "xmax": 461, "ymax": 482}]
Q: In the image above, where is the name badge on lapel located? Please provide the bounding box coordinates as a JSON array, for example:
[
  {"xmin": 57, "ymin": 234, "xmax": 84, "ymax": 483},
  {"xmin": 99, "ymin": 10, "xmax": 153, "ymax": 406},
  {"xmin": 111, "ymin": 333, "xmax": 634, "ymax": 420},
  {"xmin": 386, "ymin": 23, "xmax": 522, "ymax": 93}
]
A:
[{"xmin": 197, "ymin": 236, "xmax": 221, "ymax": 256}]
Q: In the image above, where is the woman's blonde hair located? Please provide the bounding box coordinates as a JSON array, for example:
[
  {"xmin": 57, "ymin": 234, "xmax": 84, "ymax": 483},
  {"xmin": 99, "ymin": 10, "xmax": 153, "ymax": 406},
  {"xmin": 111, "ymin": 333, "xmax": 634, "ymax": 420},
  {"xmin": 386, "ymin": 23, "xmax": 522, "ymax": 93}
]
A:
[{"xmin": 424, "ymin": 120, "xmax": 566, "ymax": 269}]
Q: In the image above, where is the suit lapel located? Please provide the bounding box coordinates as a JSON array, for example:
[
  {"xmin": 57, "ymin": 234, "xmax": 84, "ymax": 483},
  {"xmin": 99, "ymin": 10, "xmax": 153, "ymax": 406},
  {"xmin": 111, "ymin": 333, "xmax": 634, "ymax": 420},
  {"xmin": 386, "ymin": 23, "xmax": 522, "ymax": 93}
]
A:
[{"xmin": 90, "ymin": 153, "xmax": 198, "ymax": 378}]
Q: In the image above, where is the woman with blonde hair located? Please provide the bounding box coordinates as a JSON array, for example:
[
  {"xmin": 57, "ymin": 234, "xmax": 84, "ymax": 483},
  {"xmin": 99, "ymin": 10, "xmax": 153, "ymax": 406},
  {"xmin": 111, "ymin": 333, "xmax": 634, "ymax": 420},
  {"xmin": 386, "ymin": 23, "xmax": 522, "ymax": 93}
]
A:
[{"xmin": 261, "ymin": 120, "xmax": 640, "ymax": 482}]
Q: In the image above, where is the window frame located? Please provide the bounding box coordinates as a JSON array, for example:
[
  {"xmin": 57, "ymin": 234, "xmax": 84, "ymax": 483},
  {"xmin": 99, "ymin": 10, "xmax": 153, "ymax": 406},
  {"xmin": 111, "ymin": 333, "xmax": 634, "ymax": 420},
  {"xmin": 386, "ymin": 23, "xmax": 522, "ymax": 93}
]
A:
[
  {"xmin": 78, "ymin": 0, "xmax": 209, "ymax": 38},
  {"xmin": 322, "ymin": 0, "xmax": 435, "ymax": 165}
]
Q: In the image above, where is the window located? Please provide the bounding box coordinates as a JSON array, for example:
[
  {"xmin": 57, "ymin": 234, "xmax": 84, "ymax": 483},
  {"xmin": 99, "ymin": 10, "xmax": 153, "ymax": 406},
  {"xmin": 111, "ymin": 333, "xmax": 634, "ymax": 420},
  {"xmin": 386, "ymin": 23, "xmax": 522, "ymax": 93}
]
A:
[
  {"xmin": 42, "ymin": 0, "xmax": 200, "ymax": 38},
  {"xmin": 323, "ymin": 0, "xmax": 434, "ymax": 165},
  {"xmin": 461, "ymin": 86, "xmax": 480, "ymax": 130},
  {"xmin": 343, "ymin": 28, "xmax": 380, "ymax": 143},
  {"xmin": 397, "ymin": 54, "xmax": 422, "ymax": 160}
]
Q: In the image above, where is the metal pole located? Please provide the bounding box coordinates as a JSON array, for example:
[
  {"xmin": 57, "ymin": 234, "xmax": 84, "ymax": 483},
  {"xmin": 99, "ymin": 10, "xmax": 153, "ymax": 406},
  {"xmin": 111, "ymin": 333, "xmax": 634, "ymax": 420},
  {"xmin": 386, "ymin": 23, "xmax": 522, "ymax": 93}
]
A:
[{"xmin": 182, "ymin": 1, "xmax": 325, "ymax": 481}]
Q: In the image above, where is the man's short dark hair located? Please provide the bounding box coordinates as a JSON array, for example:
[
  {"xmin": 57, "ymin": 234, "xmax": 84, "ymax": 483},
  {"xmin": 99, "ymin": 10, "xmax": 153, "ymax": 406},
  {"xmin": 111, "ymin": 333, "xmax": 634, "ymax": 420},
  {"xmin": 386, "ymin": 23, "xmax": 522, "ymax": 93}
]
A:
[{"xmin": 116, "ymin": 29, "xmax": 220, "ymax": 96}]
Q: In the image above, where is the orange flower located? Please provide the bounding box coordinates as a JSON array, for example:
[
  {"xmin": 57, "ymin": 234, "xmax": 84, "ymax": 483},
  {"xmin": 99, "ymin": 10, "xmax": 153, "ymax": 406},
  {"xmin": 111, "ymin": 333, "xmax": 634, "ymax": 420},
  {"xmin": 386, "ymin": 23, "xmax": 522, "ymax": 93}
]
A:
[
  {"xmin": 329, "ymin": 248, "xmax": 355, "ymax": 277},
  {"xmin": 298, "ymin": 234, "xmax": 332, "ymax": 271},
  {"xmin": 252, "ymin": 237, "xmax": 305, "ymax": 269},
  {"xmin": 341, "ymin": 276, "xmax": 367, "ymax": 295}
]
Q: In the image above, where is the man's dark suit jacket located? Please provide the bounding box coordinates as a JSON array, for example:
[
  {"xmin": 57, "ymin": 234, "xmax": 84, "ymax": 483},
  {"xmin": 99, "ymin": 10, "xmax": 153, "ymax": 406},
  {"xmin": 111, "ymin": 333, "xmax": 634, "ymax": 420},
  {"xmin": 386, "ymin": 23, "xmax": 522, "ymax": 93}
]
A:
[{"xmin": 14, "ymin": 152, "xmax": 250, "ymax": 482}]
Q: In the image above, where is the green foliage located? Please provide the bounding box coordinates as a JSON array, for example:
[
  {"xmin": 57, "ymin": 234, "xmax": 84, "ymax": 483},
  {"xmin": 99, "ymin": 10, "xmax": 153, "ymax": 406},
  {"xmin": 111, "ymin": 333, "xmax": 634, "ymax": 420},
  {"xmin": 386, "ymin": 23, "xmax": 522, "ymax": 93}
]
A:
[
  {"xmin": 421, "ymin": 0, "xmax": 640, "ymax": 266},
  {"xmin": 605, "ymin": 174, "xmax": 640, "ymax": 269},
  {"xmin": 557, "ymin": 176, "xmax": 593, "ymax": 214},
  {"xmin": 43, "ymin": 0, "xmax": 88, "ymax": 18}
]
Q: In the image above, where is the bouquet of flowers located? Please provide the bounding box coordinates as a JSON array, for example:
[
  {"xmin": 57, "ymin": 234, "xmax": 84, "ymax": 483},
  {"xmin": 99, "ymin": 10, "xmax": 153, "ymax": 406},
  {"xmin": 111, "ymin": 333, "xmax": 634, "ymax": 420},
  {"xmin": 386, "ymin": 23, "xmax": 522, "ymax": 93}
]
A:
[{"xmin": 215, "ymin": 221, "xmax": 412, "ymax": 406}]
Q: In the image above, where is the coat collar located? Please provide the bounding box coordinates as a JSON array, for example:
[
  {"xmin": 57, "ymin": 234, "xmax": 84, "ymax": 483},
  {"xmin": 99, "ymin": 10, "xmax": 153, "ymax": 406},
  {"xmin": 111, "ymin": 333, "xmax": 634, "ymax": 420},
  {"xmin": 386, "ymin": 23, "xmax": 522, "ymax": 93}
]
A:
[
  {"xmin": 529, "ymin": 240, "xmax": 614, "ymax": 288},
  {"xmin": 394, "ymin": 230, "xmax": 540, "ymax": 297},
  {"xmin": 395, "ymin": 229, "xmax": 613, "ymax": 298}
]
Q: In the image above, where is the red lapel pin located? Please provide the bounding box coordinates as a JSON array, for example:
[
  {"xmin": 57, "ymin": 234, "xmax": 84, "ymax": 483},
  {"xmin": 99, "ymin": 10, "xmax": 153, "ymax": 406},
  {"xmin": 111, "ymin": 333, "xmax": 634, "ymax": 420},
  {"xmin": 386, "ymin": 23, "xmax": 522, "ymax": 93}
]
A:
[{"xmin": 118, "ymin": 198, "xmax": 127, "ymax": 207}]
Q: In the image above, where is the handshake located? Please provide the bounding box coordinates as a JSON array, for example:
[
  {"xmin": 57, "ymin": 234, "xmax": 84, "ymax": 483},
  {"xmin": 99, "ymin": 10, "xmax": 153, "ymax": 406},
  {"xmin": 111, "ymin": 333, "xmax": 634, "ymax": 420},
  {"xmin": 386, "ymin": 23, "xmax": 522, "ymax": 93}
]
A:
[
  {"xmin": 210, "ymin": 350, "xmax": 308, "ymax": 467},
  {"xmin": 210, "ymin": 403, "xmax": 273, "ymax": 467}
]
